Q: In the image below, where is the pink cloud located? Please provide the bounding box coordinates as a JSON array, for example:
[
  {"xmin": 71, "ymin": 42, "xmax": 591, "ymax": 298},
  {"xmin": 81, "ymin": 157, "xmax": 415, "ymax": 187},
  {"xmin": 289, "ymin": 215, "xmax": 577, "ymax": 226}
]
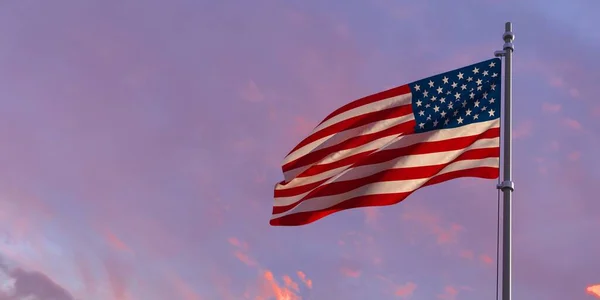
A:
[
  {"xmin": 282, "ymin": 275, "xmax": 300, "ymax": 293},
  {"xmin": 563, "ymin": 118, "xmax": 582, "ymax": 130},
  {"xmin": 437, "ymin": 285, "xmax": 459, "ymax": 300},
  {"xmin": 542, "ymin": 103, "xmax": 561, "ymax": 113},
  {"xmin": 239, "ymin": 79, "xmax": 265, "ymax": 103},
  {"xmin": 169, "ymin": 273, "xmax": 203, "ymax": 300},
  {"xmin": 513, "ymin": 120, "xmax": 533, "ymax": 139},
  {"xmin": 296, "ymin": 271, "xmax": 313, "ymax": 289},
  {"xmin": 479, "ymin": 254, "xmax": 493, "ymax": 265},
  {"xmin": 402, "ymin": 208, "xmax": 463, "ymax": 245},
  {"xmin": 363, "ymin": 207, "xmax": 380, "ymax": 228},
  {"xmin": 459, "ymin": 250, "xmax": 475, "ymax": 260},
  {"xmin": 394, "ymin": 282, "xmax": 417, "ymax": 298},
  {"xmin": 568, "ymin": 151, "xmax": 581, "ymax": 161},
  {"xmin": 260, "ymin": 270, "xmax": 301, "ymax": 300},
  {"xmin": 104, "ymin": 230, "xmax": 132, "ymax": 253},
  {"xmin": 340, "ymin": 266, "xmax": 362, "ymax": 278}
]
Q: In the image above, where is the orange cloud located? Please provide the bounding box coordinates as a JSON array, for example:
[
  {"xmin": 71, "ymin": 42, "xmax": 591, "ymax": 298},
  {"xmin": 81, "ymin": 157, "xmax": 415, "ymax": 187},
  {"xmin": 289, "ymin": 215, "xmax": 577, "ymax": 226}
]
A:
[
  {"xmin": 296, "ymin": 271, "xmax": 313, "ymax": 289},
  {"xmin": 261, "ymin": 271, "xmax": 301, "ymax": 300},
  {"xmin": 228, "ymin": 237, "xmax": 257, "ymax": 267},
  {"xmin": 282, "ymin": 275, "xmax": 300, "ymax": 293},
  {"xmin": 542, "ymin": 103, "xmax": 561, "ymax": 113},
  {"xmin": 169, "ymin": 273, "xmax": 203, "ymax": 300},
  {"xmin": 395, "ymin": 282, "xmax": 417, "ymax": 298},
  {"xmin": 340, "ymin": 266, "xmax": 361, "ymax": 278},
  {"xmin": 587, "ymin": 284, "xmax": 600, "ymax": 298}
]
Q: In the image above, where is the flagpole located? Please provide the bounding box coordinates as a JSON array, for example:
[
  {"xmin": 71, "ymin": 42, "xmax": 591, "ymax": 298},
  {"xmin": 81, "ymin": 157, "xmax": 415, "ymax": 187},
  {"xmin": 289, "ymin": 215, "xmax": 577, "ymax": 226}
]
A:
[{"xmin": 495, "ymin": 22, "xmax": 515, "ymax": 300}]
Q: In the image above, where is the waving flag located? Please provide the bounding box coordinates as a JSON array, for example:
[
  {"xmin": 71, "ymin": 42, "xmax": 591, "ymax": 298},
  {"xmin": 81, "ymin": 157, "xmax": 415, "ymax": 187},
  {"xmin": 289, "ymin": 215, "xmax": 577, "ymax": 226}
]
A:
[{"xmin": 271, "ymin": 58, "xmax": 502, "ymax": 226}]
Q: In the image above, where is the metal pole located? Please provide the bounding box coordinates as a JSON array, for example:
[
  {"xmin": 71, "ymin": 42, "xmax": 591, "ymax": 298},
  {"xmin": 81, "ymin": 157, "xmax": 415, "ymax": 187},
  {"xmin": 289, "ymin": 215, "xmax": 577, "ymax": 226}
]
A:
[{"xmin": 495, "ymin": 22, "xmax": 515, "ymax": 300}]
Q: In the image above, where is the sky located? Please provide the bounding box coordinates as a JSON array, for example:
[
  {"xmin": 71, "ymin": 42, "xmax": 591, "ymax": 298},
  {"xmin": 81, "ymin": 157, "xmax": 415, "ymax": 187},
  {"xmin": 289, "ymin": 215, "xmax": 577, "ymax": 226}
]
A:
[{"xmin": 0, "ymin": 0, "xmax": 599, "ymax": 299}]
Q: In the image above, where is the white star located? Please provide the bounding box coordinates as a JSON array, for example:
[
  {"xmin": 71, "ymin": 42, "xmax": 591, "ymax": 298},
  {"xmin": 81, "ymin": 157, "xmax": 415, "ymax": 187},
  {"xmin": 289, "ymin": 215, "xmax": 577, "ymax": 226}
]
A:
[
  {"xmin": 444, "ymin": 119, "xmax": 450, "ymax": 125},
  {"xmin": 416, "ymin": 100, "xmax": 423, "ymax": 106},
  {"xmin": 462, "ymin": 100, "xmax": 467, "ymax": 107},
  {"xmin": 466, "ymin": 109, "xmax": 472, "ymax": 116},
  {"xmin": 433, "ymin": 120, "xmax": 439, "ymax": 126},
  {"xmin": 473, "ymin": 67, "xmax": 479, "ymax": 74},
  {"xmin": 460, "ymin": 84, "xmax": 467, "ymax": 90},
  {"xmin": 474, "ymin": 114, "xmax": 479, "ymax": 120},
  {"xmin": 492, "ymin": 73, "xmax": 498, "ymax": 77},
  {"xmin": 457, "ymin": 72, "xmax": 464, "ymax": 79},
  {"xmin": 488, "ymin": 109, "xmax": 495, "ymax": 117},
  {"xmin": 477, "ymin": 86, "xmax": 483, "ymax": 91},
  {"xmin": 446, "ymin": 91, "xmax": 451, "ymax": 95},
  {"xmin": 433, "ymin": 105, "xmax": 440, "ymax": 112},
  {"xmin": 467, "ymin": 77, "xmax": 473, "ymax": 82},
  {"xmin": 425, "ymin": 103, "xmax": 431, "ymax": 108},
  {"xmin": 427, "ymin": 114, "xmax": 432, "ymax": 120},
  {"xmin": 431, "ymin": 96, "xmax": 437, "ymax": 102},
  {"xmin": 451, "ymin": 82, "xmax": 458, "ymax": 88},
  {"xmin": 489, "ymin": 61, "xmax": 496, "ymax": 68},
  {"xmin": 442, "ymin": 76, "xmax": 449, "ymax": 84},
  {"xmin": 489, "ymin": 98, "xmax": 495, "ymax": 104},
  {"xmin": 454, "ymin": 92, "xmax": 461, "ymax": 100},
  {"xmin": 491, "ymin": 84, "xmax": 496, "ymax": 90},
  {"xmin": 440, "ymin": 111, "xmax": 447, "ymax": 118},
  {"xmin": 419, "ymin": 122, "xmax": 425, "ymax": 129},
  {"xmin": 419, "ymin": 110, "xmax": 425, "ymax": 116},
  {"xmin": 482, "ymin": 106, "xmax": 487, "ymax": 111},
  {"xmin": 483, "ymin": 70, "xmax": 489, "ymax": 76},
  {"xmin": 440, "ymin": 97, "xmax": 446, "ymax": 103},
  {"xmin": 414, "ymin": 84, "xmax": 420, "ymax": 91},
  {"xmin": 437, "ymin": 86, "xmax": 443, "ymax": 94},
  {"xmin": 428, "ymin": 80, "xmax": 435, "ymax": 88},
  {"xmin": 453, "ymin": 110, "xmax": 459, "ymax": 116},
  {"xmin": 423, "ymin": 90, "xmax": 429, "ymax": 97},
  {"xmin": 474, "ymin": 100, "xmax": 480, "ymax": 107},
  {"xmin": 476, "ymin": 78, "xmax": 483, "ymax": 85},
  {"xmin": 469, "ymin": 92, "xmax": 475, "ymax": 99},
  {"xmin": 483, "ymin": 92, "xmax": 488, "ymax": 99},
  {"xmin": 457, "ymin": 116, "xmax": 464, "ymax": 124},
  {"xmin": 448, "ymin": 102, "xmax": 454, "ymax": 109}
]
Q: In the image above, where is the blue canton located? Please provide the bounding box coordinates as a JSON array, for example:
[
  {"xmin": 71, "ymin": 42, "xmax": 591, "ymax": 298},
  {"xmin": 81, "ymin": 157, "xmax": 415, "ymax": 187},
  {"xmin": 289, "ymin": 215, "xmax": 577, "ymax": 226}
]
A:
[{"xmin": 409, "ymin": 58, "xmax": 502, "ymax": 133}]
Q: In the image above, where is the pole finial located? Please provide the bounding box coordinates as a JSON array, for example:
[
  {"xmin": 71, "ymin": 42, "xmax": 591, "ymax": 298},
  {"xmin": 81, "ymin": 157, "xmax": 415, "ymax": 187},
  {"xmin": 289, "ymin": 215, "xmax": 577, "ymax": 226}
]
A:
[{"xmin": 503, "ymin": 22, "xmax": 514, "ymax": 51}]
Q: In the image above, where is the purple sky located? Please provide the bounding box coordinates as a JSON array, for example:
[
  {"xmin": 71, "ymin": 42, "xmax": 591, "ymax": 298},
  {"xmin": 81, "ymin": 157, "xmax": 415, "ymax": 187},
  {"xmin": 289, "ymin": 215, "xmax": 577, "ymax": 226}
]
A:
[{"xmin": 0, "ymin": 0, "xmax": 599, "ymax": 299}]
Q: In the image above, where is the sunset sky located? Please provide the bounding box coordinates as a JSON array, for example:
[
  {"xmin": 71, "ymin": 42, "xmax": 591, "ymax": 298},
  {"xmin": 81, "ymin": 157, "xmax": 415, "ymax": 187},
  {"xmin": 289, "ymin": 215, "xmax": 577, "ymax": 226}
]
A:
[{"xmin": 0, "ymin": 0, "xmax": 599, "ymax": 299}]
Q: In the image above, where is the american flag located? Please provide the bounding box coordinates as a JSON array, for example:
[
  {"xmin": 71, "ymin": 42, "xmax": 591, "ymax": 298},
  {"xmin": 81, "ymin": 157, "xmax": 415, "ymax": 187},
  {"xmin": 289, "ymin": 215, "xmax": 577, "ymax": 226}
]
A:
[{"xmin": 270, "ymin": 58, "xmax": 502, "ymax": 226}]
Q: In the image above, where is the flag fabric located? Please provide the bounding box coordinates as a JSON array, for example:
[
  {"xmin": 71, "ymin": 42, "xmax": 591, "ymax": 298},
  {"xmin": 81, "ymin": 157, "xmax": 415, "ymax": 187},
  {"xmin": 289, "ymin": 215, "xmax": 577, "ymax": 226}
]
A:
[{"xmin": 270, "ymin": 58, "xmax": 502, "ymax": 226}]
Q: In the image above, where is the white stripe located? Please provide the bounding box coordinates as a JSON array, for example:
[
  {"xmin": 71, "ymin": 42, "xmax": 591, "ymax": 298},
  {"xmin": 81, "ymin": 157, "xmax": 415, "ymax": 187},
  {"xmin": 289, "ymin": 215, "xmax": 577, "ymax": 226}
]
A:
[
  {"xmin": 283, "ymin": 113, "xmax": 414, "ymax": 166},
  {"xmin": 274, "ymin": 137, "xmax": 499, "ymax": 207},
  {"xmin": 309, "ymin": 93, "xmax": 412, "ymax": 140},
  {"xmin": 282, "ymin": 118, "xmax": 500, "ymax": 186},
  {"xmin": 272, "ymin": 157, "xmax": 499, "ymax": 219}
]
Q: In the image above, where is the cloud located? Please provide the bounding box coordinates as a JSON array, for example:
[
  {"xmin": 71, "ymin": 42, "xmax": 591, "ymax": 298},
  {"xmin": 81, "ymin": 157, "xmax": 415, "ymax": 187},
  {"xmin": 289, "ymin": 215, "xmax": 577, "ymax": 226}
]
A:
[
  {"xmin": 479, "ymin": 254, "xmax": 493, "ymax": 265},
  {"xmin": 588, "ymin": 284, "xmax": 600, "ymax": 298},
  {"xmin": 542, "ymin": 103, "xmax": 561, "ymax": 113},
  {"xmin": 563, "ymin": 118, "xmax": 582, "ymax": 130},
  {"xmin": 394, "ymin": 282, "xmax": 417, "ymax": 298},
  {"xmin": 0, "ymin": 264, "xmax": 75, "ymax": 300},
  {"xmin": 296, "ymin": 271, "xmax": 313, "ymax": 289},
  {"xmin": 513, "ymin": 120, "xmax": 533, "ymax": 139},
  {"xmin": 340, "ymin": 266, "xmax": 361, "ymax": 278},
  {"xmin": 260, "ymin": 271, "xmax": 301, "ymax": 300},
  {"xmin": 228, "ymin": 237, "xmax": 258, "ymax": 267},
  {"xmin": 240, "ymin": 80, "xmax": 265, "ymax": 103},
  {"xmin": 402, "ymin": 208, "xmax": 463, "ymax": 245},
  {"xmin": 568, "ymin": 151, "xmax": 581, "ymax": 161},
  {"xmin": 437, "ymin": 285, "xmax": 459, "ymax": 300}
]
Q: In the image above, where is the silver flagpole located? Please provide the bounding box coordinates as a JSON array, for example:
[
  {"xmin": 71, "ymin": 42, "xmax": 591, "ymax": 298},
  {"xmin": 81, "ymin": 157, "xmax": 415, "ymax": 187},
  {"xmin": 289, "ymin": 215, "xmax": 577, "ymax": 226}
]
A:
[{"xmin": 494, "ymin": 22, "xmax": 515, "ymax": 300}]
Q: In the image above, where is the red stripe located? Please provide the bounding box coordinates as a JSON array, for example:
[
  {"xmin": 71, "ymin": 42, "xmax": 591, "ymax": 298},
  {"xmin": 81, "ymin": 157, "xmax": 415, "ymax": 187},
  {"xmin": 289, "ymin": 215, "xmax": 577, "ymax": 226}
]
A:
[
  {"xmin": 275, "ymin": 146, "xmax": 498, "ymax": 198},
  {"xmin": 278, "ymin": 126, "xmax": 499, "ymax": 187},
  {"xmin": 317, "ymin": 85, "xmax": 411, "ymax": 127},
  {"xmin": 269, "ymin": 167, "xmax": 499, "ymax": 226},
  {"xmin": 286, "ymin": 104, "xmax": 413, "ymax": 157},
  {"xmin": 282, "ymin": 119, "xmax": 416, "ymax": 173},
  {"xmin": 272, "ymin": 148, "xmax": 498, "ymax": 215}
]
